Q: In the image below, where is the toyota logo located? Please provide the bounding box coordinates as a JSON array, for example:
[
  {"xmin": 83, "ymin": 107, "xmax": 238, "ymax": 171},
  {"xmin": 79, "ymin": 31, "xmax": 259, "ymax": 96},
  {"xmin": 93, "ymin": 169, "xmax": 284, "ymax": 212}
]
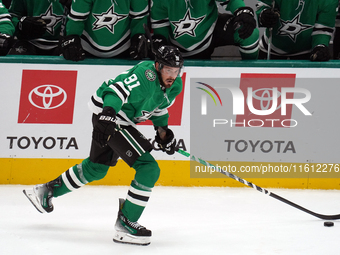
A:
[
  {"xmin": 28, "ymin": 85, "xmax": 67, "ymax": 109},
  {"xmin": 250, "ymin": 88, "xmax": 282, "ymax": 111}
]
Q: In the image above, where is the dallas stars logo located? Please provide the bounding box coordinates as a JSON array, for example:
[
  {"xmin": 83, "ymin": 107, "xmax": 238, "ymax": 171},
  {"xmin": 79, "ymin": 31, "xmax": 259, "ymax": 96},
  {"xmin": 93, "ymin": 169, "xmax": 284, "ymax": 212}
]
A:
[
  {"xmin": 277, "ymin": 13, "xmax": 312, "ymax": 42},
  {"xmin": 134, "ymin": 110, "xmax": 153, "ymax": 122},
  {"xmin": 170, "ymin": 9, "xmax": 205, "ymax": 39},
  {"xmin": 92, "ymin": 6, "xmax": 127, "ymax": 33},
  {"xmin": 40, "ymin": 4, "xmax": 63, "ymax": 35}
]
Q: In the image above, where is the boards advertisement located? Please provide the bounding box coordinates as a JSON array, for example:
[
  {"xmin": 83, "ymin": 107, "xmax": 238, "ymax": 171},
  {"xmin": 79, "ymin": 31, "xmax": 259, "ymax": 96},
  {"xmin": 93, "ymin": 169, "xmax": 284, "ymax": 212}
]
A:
[{"xmin": 1, "ymin": 60, "xmax": 339, "ymax": 187}]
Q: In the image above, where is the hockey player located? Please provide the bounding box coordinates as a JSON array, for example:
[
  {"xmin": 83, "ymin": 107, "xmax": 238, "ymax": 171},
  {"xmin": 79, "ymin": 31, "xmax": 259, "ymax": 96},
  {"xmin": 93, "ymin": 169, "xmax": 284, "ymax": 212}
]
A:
[
  {"xmin": 256, "ymin": 0, "xmax": 338, "ymax": 61},
  {"xmin": 60, "ymin": 0, "xmax": 149, "ymax": 61},
  {"xmin": 0, "ymin": 0, "xmax": 15, "ymax": 55},
  {"xmin": 8, "ymin": 0, "xmax": 64, "ymax": 55},
  {"xmin": 151, "ymin": 0, "xmax": 259, "ymax": 59},
  {"xmin": 23, "ymin": 45, "xmax": 184, "ymax": 246}
]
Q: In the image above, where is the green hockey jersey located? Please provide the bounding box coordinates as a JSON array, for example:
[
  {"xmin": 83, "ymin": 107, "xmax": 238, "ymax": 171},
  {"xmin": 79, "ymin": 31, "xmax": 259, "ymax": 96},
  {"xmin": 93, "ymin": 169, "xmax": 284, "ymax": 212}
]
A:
[
  {"xmin": 9, "ymin": 0, "xmax": 64, "ymax": 50},
  {"xmin": 151, "ymin": 0, "xmax": 246, "ymax": 57},
  {"xmin": 256, "ymin": 0, "xmax": 338, "ymax": 55},
  {"xmin": 67, "ymin": 0, "xmax": 148, "ymax": 58},
  {"xmin": 0, "ymin": 0, "xmax": 14, "ymax": 35},
  {"xmin": 88, "ymin": 61, "xmax": 183, "ymax": 127}
]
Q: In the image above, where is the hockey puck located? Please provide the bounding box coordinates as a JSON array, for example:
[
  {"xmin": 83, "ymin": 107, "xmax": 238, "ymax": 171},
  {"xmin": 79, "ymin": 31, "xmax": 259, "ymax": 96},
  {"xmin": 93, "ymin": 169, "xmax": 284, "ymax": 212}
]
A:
[{"xmin": 324, "ymin": 222, "xmax": 334, "ymax": 227}]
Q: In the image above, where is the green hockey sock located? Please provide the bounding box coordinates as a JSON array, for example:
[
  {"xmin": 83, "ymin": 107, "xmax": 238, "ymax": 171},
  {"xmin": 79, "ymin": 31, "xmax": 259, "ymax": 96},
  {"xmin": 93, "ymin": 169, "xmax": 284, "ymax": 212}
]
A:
[
  {"xmin": 122, "ymin": 180, "xmax": 152, "ymax": 222},
  {"xmin": 120, "ymin": 152, "xmax": 160, "ymax": 221},
  {"xmin": 53, "ymin": 158, "xmax": 110, "ymax": 197},
  {"xmin": 53, "ymin": 164, "xmax": 88, "ymax": 197}
]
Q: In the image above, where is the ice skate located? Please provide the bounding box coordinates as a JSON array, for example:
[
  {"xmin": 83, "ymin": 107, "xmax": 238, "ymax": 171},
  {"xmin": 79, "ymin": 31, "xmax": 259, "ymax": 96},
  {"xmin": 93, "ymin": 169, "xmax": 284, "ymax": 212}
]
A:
[
  {"xmin": 113, "ymin": 198, "xmax": 151, "ymax": 246},
  {"xmin": 23, "ymin": 177, "xmax": 61, "ymax": 213}
]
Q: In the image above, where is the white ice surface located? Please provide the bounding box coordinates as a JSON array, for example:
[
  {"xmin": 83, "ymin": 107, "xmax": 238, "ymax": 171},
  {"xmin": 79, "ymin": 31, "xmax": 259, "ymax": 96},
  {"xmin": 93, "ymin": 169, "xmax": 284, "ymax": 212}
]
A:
[{"xmin": 0, "ymin": 185, "xmax": 339, "ymax": 255}]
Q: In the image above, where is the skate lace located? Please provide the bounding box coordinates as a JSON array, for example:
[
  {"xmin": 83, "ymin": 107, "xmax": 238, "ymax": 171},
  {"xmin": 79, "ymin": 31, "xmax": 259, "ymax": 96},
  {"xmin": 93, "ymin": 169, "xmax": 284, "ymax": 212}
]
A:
[{"xmin": 126, "ymin": 218, "xmax": 144, "ymax": 230}]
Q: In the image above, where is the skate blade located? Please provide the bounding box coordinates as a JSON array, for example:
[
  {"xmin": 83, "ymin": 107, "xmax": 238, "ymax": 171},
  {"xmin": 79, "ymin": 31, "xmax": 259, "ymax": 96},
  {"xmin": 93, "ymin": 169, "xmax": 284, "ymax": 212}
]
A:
[
  {"xmin": 23, "ymin": 189, "xmax": 45, "ymax": 214},
  {"xmin": 113, "ymin": 231, "xmax": 151, "ymax": 246}
]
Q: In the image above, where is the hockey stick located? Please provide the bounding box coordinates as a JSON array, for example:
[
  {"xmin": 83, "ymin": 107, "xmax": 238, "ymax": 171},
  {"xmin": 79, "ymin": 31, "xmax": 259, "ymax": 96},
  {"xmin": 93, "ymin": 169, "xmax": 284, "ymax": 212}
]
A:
[
  {"xmin": 267, "ymin": 28, "xmax": 272, "ymax": 60},
  {"xmin": 177, "ymin": 149, "xmax": 340, "ymax": 220},
  {"xmin": 60, "ymin": 4, "xmax": 70, "ymax": 37},
  {"xmin": 266, "ymin": 1, "xmax": 275, "ymax": 60},
  {"xmin": 143, "ymin": 23, "xmax": 157, "ymax": 56}
]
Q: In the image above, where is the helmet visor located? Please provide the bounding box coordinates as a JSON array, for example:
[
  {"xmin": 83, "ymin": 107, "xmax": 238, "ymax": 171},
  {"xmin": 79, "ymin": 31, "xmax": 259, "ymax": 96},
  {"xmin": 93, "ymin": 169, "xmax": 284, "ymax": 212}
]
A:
[{"xmin": 161, "ymin": 66, "xmax": 181, "ymax": 77}]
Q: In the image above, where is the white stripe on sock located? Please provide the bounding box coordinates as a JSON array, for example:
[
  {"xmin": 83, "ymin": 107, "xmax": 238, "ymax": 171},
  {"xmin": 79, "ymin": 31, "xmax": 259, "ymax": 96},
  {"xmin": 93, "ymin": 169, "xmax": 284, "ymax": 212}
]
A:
[
  {"xmin": 129, "ymin": 186, "xmax": 151, "ymax": 197},
  {"xmin": 61, "ymin": 172, "xmax": 76, "ymax": 191},
  {"xmin": 126, "ymin": 195, "xmax": 148, "ymax": 207},
  {"xmin": 68, "ymin": 167, "xmax": 85, "ymax": 187}
]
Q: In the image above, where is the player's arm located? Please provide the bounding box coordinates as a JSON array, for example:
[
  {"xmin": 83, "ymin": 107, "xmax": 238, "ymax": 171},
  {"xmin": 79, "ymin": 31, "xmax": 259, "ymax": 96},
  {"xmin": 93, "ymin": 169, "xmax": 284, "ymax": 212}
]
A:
[
  {"xmin": 65, "ymin": 0, "xmax": 92, "ymax": 36},
  {"xmin": 0, "ymin": 2, "xmax": 15, "ymax": 36},
  {"xmin": 150, "ymin": 1, "xmax": 169, "ymax": 50},
  {"xmin": 218, "ymin": 0, "xmax": 245, "ymax": 13},
  {"xmin": 0, "ymin": 2, "xmax": 15, "ymax": 55},
  {"xmin": 255, "ymin": 0, "xmax": 279, "ymax": 28},
  {"xmin": 154, "ymin": 125, "xmax": 176, "ymax": 155},
  {"xmin": 92, "ymin": 68, "xmax": 151, "ymax": 147},
  {"xmin": 312, "ymin": 1, "xmax": 337, "ymax": 47},
  {"xmin": 255, "ymin": 0, "xmax": 272, "ymax": 19},
  {"xmin": 92, "ymin": 106, "xmax": 117, "ymax": 148},
  {"xmin": 310, "ymin": 0, "xmax": 338, "ymax": 61},
  {"xmin": 9, "ymin": 0, "xmax": 46, "ymax": 39},
  {"xmin": 152, "ymin": 80, "xmax": 182, "ymax": 155},
  {"xmin": 153, "ymin": 113, "xmax": 177, "ymax": 155},
  {"xmin": 129, "ymin": 0, "xmax": 149, "ymax": 59},
  {"xmin": 102, "ymin": 68, "xmax": 152, "ymax": 114},
  {"xmin": 60, "ymin": 0, "xmax": 92, "ymax": 61},
  {"xmin": 92, "ymin": 76, "xmax": 135, "ymax": 147},
  {"xmin": 101, "ymin": 79, "xmax": 128, "ymax": 115},
  {"xmin": 152, "ymin": 104, "xmax": 178, "ymax": 155},
  {"xmin": 130, "ymin": 0, "xmax": 148, "ymax": 36},
  {"xmin": 218, "ymin": 0, "xmax": 256, "ymax": 39},
  {"xmin": 8, "ymin": 0, "xmax": 25, "ymax": 29}
]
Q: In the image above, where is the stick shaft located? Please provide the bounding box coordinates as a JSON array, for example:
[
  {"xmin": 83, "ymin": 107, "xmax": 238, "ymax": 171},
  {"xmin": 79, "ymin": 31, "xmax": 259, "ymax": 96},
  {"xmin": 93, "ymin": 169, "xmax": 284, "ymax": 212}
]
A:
[
  {"xmin": 143, "ymin": 23, "xmax": 157, "ymax": 56},
  {"xmin": 177, "ymin": 149, "xmax": 340, "ymax": 220},
  {"xmin": 266, "ymin": 0, "xmax": 275, "ymax": 60},
  {"xmin": 267, "ymin": 28, "xmax": 272, "ymax": 60},
  {"xmin": 60, "ymin": 6, "xmax": 69, "ymax": 37}
]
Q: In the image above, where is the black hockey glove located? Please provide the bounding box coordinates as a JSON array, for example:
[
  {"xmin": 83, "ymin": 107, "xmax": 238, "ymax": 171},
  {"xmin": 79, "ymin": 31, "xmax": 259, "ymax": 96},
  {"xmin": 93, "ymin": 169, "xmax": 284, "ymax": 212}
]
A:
[
  {"xmin": 18, "ymin": 16, "xmax": 46, "ymax": 39},
  {"xmin": 233, "ymin": 7, "xmax": 256, "ymax": 39},
  {"xmin": 59, "ymin": 0, "xmax": 72, "ymax": 9},
  {"xmin": 93, "ymin": 107, "xmax": 117, "ymax": 148},
  {"xmin": 129, "ymin": 33, "xmax": 149, "ymax": 60},
  {"xmin": 60, "ymin": 35, "xmax": 85, "ymax": 61},
  {"xmin": 259, "ymin": 8, "xmax": 280, "ymax": 28},
  {"xmin": 0, "ymin": 33, "xmax": 14, "ymax": 56},
  {"xmin": 155, "ymin": 128, "xmax": 176, "ymax": 155},
  {"xmin": 310, "ymin": 44, "xmax": 330, "ymax": 62}
]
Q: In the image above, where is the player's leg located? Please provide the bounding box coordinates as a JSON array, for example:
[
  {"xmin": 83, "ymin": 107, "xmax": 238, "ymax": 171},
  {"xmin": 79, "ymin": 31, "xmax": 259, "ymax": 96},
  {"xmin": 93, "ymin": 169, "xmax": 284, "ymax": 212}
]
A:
[
  {"xmin": 121, "ymin": 151, "xmax": 160, "ymax": 219},
  {"xmin": 52, "ymin": 156, "xmax": 113, "ymax": 198},
  {"xmin": 23, "ymin": 114, "xmax": 117, "ymax": 213},
  {"xmin": 23, "ymin": 155, "xmax": 112, "ymax": 213},
  {"xmin": 108, "ymin": 126, "xmax": 157, "ymax": 245},
  {"xmin": 113, "ymin": 152, "xmax": 159, "ymax": 245}
]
